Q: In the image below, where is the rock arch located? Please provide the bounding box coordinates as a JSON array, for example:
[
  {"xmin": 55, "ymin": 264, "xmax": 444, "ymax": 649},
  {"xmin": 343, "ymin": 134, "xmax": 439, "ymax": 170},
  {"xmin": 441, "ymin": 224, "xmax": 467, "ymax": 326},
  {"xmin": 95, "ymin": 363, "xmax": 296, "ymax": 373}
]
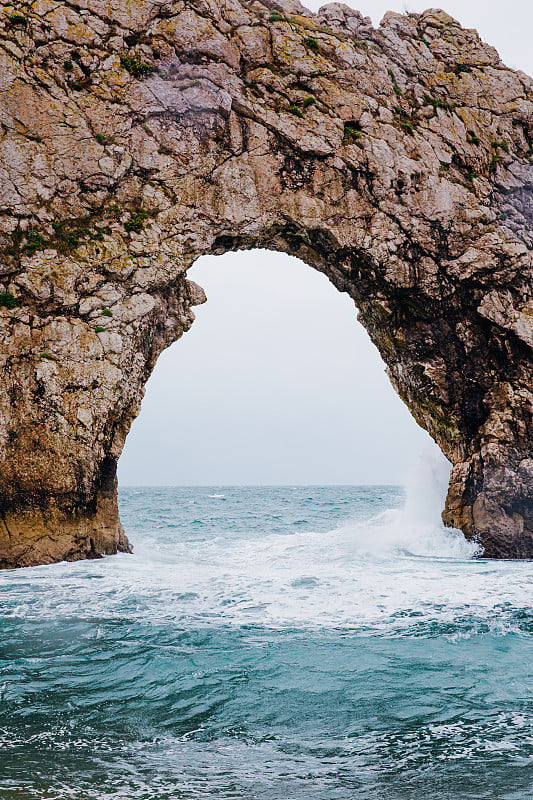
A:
[{"xmin": 0, "ymin": 0, "xmax": 532, "ymax": 566}]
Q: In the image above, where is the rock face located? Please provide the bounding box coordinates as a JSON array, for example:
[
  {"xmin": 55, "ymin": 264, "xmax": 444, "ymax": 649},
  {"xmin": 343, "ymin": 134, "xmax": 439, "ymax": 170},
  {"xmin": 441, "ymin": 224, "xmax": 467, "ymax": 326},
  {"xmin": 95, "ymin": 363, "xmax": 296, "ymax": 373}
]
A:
[{"xmin": 0, "ymin": 0, "xmax": 532, "ymax": 566}]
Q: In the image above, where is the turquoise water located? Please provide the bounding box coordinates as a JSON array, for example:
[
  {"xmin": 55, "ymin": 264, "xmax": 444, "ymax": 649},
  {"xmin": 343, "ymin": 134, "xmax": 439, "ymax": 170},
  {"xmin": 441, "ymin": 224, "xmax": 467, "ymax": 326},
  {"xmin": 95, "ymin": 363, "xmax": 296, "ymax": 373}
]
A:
[{"xmin": 0, "ymin": 485, "xmax": 531, "ymax": 799}]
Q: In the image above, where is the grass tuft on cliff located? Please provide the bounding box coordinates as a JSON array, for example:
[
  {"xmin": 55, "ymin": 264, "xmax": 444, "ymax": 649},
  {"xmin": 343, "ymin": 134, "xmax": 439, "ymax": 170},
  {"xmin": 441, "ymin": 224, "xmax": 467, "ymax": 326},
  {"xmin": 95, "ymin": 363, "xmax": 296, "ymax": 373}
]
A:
[
  {"xmin": 0, "ymin": 293, "xmax": 16, "ymax": 309},
  {"xmin": 124, "ymin": 211, "xmax": 151, "ymax": 233},
  {"xmin": 8, "ymin": 13, "xmax": 27, "ymax": 27},
  {"xmin": 119, "ymin": 55, "xmax": 154, "ymax": 78},
  {"xmin": 304, "ymin": 37, "xmax": 320, "ymax": 52}
]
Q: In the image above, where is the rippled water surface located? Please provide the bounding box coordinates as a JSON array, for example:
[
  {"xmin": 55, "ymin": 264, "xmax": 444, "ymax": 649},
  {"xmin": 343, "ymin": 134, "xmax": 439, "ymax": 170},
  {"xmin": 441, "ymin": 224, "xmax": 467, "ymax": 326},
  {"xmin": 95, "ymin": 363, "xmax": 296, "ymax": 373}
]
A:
[{"xmin": 0, "ymin": 484, "xmax": 531, "ymax": 799}]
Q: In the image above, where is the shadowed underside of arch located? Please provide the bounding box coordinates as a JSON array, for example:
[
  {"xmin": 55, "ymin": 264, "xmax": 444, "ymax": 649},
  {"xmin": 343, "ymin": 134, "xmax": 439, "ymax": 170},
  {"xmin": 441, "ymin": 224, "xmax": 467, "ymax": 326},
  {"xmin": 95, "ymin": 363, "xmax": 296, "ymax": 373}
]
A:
[{"xmin": 0, "ymin": 0, "xmax": 531, "ymax": 566}]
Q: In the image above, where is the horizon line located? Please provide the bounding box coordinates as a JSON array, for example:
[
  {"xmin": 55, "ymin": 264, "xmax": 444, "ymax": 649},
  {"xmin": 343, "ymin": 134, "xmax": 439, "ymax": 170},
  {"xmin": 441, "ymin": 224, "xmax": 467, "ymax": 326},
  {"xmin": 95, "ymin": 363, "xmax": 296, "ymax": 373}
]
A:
[{"xmin": 118, "ymin": 483, "xmax": 405, "ymax": 488}]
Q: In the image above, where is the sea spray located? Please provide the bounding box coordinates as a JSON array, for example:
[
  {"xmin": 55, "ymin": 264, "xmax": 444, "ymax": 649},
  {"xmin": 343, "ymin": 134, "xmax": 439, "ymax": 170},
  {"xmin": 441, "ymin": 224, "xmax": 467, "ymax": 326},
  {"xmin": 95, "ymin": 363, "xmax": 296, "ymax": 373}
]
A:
[
  {"xmin": 403, "ymin": 441, "xmax": 454, "ymax": 528},
  {"xmin": 330, "ymin": 444, "xmax": 480, "ymax": 560}
]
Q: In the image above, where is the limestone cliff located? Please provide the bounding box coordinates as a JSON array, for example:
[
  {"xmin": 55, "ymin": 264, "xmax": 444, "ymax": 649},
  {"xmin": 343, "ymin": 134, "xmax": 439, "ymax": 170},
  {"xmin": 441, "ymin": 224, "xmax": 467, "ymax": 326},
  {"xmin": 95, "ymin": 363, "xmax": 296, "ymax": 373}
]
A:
[{"xmin": 0, "ymin": 0, "xmax": 532, "ymax": 566}]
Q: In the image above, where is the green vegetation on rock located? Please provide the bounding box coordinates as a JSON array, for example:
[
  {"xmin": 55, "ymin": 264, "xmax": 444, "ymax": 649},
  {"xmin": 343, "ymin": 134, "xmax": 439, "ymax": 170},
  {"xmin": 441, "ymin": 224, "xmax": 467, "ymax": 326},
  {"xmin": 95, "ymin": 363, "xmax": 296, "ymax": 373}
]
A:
[
  {"xmin": 119, "ymin": 55, "xmax": 154, "ymax": 78},
  {"xmin": 8, "ymin": 13, "xmax": 27, "ymax": 26},
  {"xmin": 400, "ymin": 122, "xmax": 415, "ymax": 136},
  {"xmin": 0, "ymin": 293, "xmax": 16, "ymax": 309},
  {"xmin": 124, "ymin": 211, "xmax": 151, "ymax": 233},
  {"xmin": 288, "ymin": 105, "xmax": 304, "ymax": 118}
]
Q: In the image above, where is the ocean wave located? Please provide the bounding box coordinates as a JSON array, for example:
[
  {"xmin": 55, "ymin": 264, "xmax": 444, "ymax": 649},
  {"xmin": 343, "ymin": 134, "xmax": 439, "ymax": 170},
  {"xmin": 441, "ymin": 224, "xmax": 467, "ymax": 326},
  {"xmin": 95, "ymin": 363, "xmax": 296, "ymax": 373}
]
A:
[{"xmin": 1, "ymin": 465, "xmax": 532, "ymax": 799}]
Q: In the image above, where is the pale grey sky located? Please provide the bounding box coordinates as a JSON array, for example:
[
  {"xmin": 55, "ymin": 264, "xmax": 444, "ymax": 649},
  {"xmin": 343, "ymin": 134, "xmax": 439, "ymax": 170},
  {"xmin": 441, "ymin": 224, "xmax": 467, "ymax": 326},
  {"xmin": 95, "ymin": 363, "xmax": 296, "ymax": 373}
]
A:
[{"xmin": 118, "ymin": 1, "xmax": 531, "ymax": 487}]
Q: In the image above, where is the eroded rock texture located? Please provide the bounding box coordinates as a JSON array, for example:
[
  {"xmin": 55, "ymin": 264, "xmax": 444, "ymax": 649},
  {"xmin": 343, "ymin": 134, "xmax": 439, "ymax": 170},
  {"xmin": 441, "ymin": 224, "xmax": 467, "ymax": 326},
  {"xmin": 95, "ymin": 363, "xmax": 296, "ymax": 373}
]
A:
[{"xmin": 0, "ymin": 0, "xmax": 532, "ymax": 566}]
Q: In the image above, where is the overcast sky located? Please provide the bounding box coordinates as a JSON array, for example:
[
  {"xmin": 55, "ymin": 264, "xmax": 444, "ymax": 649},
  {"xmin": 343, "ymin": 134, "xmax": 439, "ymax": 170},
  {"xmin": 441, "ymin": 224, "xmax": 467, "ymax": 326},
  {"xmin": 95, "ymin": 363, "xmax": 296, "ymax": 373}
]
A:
[{"xmin": 118, "ymin": 1, "xmax": 531, "ymax": 487}]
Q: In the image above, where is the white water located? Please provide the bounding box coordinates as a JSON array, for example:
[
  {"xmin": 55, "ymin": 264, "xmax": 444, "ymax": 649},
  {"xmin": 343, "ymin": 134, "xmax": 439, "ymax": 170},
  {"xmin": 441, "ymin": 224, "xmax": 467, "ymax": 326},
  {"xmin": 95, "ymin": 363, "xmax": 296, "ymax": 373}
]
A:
[{"xmin": 2, "ymin": 449, "xmax": 529, "ymax": 638}]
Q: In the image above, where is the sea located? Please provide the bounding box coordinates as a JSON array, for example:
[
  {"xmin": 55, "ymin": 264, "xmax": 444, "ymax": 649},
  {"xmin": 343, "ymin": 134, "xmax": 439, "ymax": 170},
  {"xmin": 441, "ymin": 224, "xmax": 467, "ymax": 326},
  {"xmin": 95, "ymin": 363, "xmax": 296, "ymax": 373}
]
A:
[{"xmin": 0, "ymin": 457, "xmax": 531, "ymax": 799}]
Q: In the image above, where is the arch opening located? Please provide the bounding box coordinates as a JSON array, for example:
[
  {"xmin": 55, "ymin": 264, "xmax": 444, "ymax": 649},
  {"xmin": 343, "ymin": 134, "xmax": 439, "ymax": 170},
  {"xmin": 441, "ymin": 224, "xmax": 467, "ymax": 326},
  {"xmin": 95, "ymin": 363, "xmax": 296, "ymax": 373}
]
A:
[{"xmin": 119, "ymin": 250, "xmax": 434, "ymax": 488}]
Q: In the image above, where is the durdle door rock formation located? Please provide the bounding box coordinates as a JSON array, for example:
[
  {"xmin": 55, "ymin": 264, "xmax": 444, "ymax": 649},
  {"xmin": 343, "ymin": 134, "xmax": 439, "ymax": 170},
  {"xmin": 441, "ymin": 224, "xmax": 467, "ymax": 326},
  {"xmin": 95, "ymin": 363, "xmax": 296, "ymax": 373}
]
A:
[{"xmin": 0, "ymin": 0, "xmax": 532, "ymax": 567}]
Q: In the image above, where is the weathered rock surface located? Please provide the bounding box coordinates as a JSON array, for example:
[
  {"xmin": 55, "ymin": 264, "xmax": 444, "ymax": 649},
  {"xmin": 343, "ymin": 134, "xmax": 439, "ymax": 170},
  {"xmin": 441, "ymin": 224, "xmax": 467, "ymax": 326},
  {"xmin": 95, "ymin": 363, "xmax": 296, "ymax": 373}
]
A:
[{"xmin": 0, "ymin": 0, "xmax": 531, "ymax": 566}]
